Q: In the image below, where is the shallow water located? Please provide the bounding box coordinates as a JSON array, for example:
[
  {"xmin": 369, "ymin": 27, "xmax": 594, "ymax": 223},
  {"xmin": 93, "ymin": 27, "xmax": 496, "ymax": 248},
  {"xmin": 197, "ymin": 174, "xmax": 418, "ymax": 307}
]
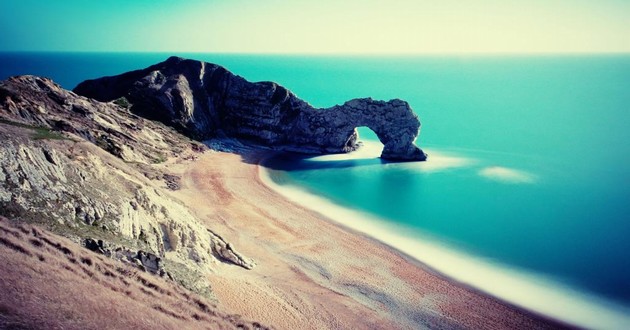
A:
[
  {"xmin": 254, "ymin": 55, "xmax": 630, "ymax": 307},
  {"xmin": 260, "ymin": 152, "xmax": 630, "ymax": 329}
]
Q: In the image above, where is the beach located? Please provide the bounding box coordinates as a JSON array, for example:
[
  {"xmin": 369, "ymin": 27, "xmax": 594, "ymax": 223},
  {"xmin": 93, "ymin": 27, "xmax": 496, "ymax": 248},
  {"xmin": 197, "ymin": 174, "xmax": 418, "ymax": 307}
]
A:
[{"xmin": 162, "ymin": 148, "xmax": 569, "ymax": 329}]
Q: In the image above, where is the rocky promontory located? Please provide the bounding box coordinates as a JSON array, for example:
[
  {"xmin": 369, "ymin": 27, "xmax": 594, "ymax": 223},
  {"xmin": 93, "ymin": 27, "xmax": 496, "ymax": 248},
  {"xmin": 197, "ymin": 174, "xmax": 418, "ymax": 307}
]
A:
[
  {"xmin": 0, "ymin": 75, "xmax": 254, "ymax": 299},
  {"xmin": 74, "ymin": 56, "xmax": 427, "ymax": 161}
]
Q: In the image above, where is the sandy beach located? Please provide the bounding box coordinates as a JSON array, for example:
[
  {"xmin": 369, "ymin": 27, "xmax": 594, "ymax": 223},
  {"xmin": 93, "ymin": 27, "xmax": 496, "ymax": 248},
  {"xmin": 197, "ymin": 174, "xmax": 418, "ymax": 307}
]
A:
[{"xmin": 162, "ymin": 148, "xmax": 569, "ymax": 329}]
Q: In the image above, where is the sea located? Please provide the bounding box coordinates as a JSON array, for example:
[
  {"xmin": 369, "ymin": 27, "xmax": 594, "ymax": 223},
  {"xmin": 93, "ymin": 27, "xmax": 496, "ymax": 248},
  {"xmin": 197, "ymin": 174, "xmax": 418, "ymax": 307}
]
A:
[{"xmin": 1, "ymin": 52, "xmax": 629, "ymax": 328}]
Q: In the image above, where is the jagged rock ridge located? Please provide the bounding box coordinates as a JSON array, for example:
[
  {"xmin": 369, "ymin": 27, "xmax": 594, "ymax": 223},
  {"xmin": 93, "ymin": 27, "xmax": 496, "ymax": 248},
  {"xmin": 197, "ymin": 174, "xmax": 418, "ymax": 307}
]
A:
[
  {"xmin": 74, "ymin": 56, "xmax": 427, "ymax": 161},
  {"xmin": 0, "ymin": 76, "xmax": 254, "ymax": 298}
]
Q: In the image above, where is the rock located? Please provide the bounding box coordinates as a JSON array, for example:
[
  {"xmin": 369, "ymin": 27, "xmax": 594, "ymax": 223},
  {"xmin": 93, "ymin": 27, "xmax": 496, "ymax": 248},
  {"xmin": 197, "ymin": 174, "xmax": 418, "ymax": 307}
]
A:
[
  {"xmin": 295, "ymin": 98, "xmax": 427, "ymax": 161},
  {"xmin": 208, "ymin": 229, "xmax": 256, "ymax": 270},
  {"xmin": 137, "ymin": 250, "xmax": 163, "ymax": 274},
  {"xmin": 0, "ymin": 75, "xmax": 202, "ymax": 165},
  {"xmin": 1, "ymin": 76, "xmax": 256, "ymax": 299},
  {"xmin": 83, "ymin": 238, "xmax": 106, "ymax": 254},
  {"xmin": 74, "ymin": 56, "xmax": 427, "ymax": 161},
  {"xmin": 84, "ymin": 238, "xmax": 167, "ymax": 276},
  {"xmin": 162, "ymin": 173, "xmax": 181, "ymax": 190}
]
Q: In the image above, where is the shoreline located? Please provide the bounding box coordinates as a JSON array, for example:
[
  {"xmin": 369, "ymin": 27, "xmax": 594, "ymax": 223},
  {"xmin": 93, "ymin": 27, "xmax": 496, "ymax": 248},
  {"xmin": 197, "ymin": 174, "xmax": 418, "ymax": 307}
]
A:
[
  {"xmin": 257, "ymin": 150, "xmax": 630, "ymax": 329},
  {"xmin": 167, "ymin": 147, "xmax": 579, "ymax": 328}
]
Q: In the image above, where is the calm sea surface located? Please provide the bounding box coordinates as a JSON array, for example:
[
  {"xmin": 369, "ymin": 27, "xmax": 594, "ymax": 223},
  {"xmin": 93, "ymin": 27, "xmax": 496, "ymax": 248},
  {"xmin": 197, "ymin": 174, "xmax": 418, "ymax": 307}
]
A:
[{"xmin": 2, "ymin": 52, "xmax": 629, "ymax": 322}]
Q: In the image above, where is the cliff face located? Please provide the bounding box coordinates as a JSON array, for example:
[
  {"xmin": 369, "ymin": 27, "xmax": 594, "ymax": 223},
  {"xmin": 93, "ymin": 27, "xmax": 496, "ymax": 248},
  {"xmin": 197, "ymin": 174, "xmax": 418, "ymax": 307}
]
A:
[
  {"xmin": 0, "ymin": 76, "xmax": 254, "ymax": 298},
  {"xmin": 74, "ymin": 56, "xmax": 427, "ymax": 161}
]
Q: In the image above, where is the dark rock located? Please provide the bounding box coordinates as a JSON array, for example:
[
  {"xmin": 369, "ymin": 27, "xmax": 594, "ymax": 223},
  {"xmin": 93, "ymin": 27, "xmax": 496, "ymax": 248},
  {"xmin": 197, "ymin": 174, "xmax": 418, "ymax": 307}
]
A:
[
  {"xmin": 84, "ymin": 238, "xmax": 167, "ymax": 275},
  {"xmin": 83, "ymin": 238, "xmax": 106, "ymax": 254},
  {"xmin": 163, "ymin": 174, "xmax": 181, "ymax": 191},
  {"xmin": 41, "ymin": 148, "xmax": 57, "ymax": 165},
  {"xmin": 74, "ymin": 56, "xmax": 427, "ymax": 161},
  {"xmin": 137, "ymin": 250, "xmax": 163, "ymax": 274}
]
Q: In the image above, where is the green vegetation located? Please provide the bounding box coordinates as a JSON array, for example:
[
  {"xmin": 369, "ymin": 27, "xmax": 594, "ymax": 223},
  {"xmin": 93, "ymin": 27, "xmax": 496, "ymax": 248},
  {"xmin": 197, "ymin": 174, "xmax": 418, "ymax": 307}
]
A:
[
  {"xmin": 152, "ymin": 153, "xmax": 168, "ymax": 164},
  {"xmin": 163, "ymin": 260, "xmax": 216, "ymax": 300},
  {"xmin": 32, "ymin": 127, "xmax": 69, "ymax": 140},
  {"xmin": 113, "ymin": 97, "xmax": 131, "ymax": 109},
  {"xmin": 0, "ymin": 118, "xmax": 71, "ymax": 141}
]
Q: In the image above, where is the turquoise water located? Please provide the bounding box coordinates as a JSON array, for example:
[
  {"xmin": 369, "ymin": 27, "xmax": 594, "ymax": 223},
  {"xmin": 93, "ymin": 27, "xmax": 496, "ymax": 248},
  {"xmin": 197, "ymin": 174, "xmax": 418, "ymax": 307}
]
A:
[
  {"xmin": 2, "ymin": 53, "xmax": 630, "ymax": 323},
  {"xmin": 256, "ymin": 56, "xmax": 630, "ymax": 307}
]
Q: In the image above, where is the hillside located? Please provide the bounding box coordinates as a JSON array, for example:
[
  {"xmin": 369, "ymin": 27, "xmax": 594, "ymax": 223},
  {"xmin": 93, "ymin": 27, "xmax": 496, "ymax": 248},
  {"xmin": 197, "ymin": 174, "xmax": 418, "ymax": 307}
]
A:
[{"xmin": 0, "ymin": 75, "xmax": 266, "ymax": 328}]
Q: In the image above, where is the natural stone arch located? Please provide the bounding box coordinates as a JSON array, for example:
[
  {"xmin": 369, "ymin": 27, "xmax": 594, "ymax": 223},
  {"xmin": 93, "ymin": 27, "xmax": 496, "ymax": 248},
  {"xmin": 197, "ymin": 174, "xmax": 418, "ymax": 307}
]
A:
[
  {"xmin": 294, "ymin": 98, "xmax": 427, "ymax": 161},
  {"xmin": 74, "ymin": 56, "xmax": 427, "ymax": 161}
]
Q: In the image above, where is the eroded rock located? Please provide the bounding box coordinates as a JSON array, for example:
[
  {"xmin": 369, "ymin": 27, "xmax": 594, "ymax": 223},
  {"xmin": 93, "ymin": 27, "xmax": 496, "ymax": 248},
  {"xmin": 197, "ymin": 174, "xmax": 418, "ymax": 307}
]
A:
[
  {"xmin": 0, "ymin": 75, "xmax": 207, "ymax": 165},
  {"xmin": 0, "ymin": 78, "xmax": 255, "ymax": 298},
  {"xmin": 74, "ymin": 56, "xmax": 427, "ymax": 161},
  {"xmin": 208, "ymin": 229, "xmax": 255, "ymax": 270}
]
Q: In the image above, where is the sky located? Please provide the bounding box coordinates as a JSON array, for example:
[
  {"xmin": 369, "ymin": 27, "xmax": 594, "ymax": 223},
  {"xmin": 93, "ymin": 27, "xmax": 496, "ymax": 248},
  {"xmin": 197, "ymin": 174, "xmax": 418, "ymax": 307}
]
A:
[{"xmin": 1, "ymin": 0, "xmax": 629, "ymax": 54}]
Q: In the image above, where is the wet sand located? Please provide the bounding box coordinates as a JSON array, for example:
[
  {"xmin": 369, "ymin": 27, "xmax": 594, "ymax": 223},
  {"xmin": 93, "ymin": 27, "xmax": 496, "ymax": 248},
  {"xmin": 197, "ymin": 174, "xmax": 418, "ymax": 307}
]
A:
[{"xmin": 165, "ymin": 149, "xmax": 570, "ymax": 329}]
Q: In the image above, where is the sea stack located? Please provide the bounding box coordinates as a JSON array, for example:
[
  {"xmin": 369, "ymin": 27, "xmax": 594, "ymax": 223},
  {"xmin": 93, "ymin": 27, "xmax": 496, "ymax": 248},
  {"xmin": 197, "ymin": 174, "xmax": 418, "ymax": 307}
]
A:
[{"xmin": 74, "ymin": 56, "xmax": 427, "ymax": 161}]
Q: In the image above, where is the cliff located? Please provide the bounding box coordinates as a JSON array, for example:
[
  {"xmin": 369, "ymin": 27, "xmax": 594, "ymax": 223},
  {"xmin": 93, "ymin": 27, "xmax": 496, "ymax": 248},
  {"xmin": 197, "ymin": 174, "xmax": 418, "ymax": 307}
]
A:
[
  {"xmin": 0, "ymin": 76, "xmax": 254, "ymax": 299},
  {"xmin": 74, "ymin": 56, "xmax": 427, "ymax": 161}
]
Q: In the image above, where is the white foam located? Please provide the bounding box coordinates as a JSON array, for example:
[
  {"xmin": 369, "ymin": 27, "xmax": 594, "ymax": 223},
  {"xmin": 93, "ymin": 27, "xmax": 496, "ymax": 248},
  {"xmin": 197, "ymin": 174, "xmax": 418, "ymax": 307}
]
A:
[
  {"xmin": 307, "ymin": 141, "xmax": 475, "ymax": 173},
  {"xmin": 259, "ymin": 157, "xmax": 630, "ymax": 329},
  {"xmin": 306, "ymin": 142, "xmax": 384, "ymax": 161},
  {"xmin": 399, "ymin": 148, "xmax": 476, "ymax": 172},
  {"xmin": 479, "ymin": 166, "xmax": 537, "ymax": 184}
]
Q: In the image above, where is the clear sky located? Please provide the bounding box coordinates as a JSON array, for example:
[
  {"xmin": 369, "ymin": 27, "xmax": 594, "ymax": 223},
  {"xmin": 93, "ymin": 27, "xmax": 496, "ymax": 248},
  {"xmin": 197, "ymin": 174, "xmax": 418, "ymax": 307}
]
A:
[{"xmin": 1, "ymin": 0, "xmax": 629, "ymax": 54}]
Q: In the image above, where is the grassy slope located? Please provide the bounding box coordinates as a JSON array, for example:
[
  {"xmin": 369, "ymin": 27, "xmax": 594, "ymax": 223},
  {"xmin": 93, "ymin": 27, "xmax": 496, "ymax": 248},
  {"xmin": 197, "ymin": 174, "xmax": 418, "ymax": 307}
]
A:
[{"xmin": 0, "ymin": 217, "xmax": 269, "ymax": 330}]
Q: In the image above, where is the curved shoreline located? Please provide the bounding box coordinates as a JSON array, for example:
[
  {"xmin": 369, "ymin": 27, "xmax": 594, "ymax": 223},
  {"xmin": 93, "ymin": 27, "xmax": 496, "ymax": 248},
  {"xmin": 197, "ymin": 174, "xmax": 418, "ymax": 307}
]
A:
[
  {"xmin": 257, "ymin": 152, "xmax": 630, "ymax": 330},
  {"xmin": 168, "ymin": 146, "xmax": 577, "ymax": 328}
]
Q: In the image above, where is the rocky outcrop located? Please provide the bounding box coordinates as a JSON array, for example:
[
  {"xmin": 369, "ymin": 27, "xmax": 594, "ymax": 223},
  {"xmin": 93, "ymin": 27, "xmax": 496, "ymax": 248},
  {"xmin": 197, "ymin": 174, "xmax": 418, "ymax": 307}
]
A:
[
  {"xmin": 0, "ymin": 129, "xmax": 254, "ymax": 286},
  {"xmin": 74, "ymin": 56, "xmax": 427, "ymax": 161},
  {"xmin": 0, "ymin": 76, "xmax": 255, "ymax": 298},
  {"xmin": 293, "ymin": 98, "xmax": 426, "ymax": 160},
  {"xmin": 207, "ymin": 229, "xmax": 255, "ymax": 270},
  {"xmin": 84, "ymin": 238, "xmax": 170, "ymax": 277},
  {"xmin": 0, "ymin": 75, "xmax": 207, "ymax": 165}
]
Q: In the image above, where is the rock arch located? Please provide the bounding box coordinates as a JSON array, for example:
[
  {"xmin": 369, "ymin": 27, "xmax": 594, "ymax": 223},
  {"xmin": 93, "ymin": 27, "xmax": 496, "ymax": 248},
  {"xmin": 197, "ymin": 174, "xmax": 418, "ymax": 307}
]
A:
[
  {"xmin": 74, "ymin": 56, "xmax": 428, "ymax": 161},
  {"xmin": 293, "ymin": 98, "xmax": 427, "ymax": 161}
]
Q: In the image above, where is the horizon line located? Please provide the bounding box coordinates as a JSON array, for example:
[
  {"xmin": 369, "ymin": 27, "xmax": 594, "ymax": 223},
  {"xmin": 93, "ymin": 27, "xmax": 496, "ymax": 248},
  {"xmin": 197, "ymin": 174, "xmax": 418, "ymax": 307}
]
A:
[{"xmin": 1, "ymin": 50, "xmax": 630, "ymax": 57}]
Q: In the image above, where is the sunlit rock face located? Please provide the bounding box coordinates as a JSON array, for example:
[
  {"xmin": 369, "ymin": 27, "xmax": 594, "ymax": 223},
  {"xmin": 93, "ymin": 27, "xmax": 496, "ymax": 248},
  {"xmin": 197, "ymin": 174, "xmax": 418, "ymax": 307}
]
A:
[
  {"xmin": 0, "ymin": 75, "xmax": 254, "ymax": 298},
  {"xmin": 74, "ymin": 56, "xmax": 427, "ymax": 161}
]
